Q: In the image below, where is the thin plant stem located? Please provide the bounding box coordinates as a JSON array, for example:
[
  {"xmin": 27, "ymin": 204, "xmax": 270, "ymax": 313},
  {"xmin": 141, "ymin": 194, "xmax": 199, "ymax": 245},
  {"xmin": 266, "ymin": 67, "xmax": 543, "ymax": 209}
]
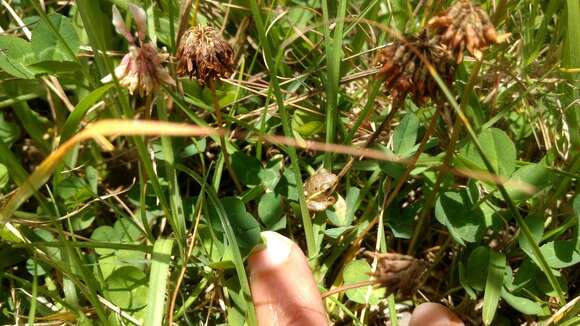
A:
[
  {"xmin": 209, "ymin": 80, "xmax": 243, "ymax": 193},
  {"xmin": 191, "ymin": 0, "xmax": 201, "ymax": 27},
  {"xmin": 167, "ymin": 191, "xmax": 206, "ymax": 325}
]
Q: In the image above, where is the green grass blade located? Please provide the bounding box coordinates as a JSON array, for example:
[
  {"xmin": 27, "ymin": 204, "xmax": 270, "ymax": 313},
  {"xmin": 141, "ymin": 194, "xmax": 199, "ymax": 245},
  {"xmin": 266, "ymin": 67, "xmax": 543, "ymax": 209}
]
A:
[
  {"xmin": 563, "ymin": 0, "xmax": 580, "ymax": 147},
  {"xmin": 145, "ymin": 239, "xmax": 174, "ymax": 326},
  {"xmin": 483, "ymin": 251, "xmax": 506, "ymax": 325},
  {"xmin": 322, "ymin": 0, "xmax": 347, "ymax": 169},
  {"xmin": 157, "ymin": 97, "xmax": 186, "ymax": 246},
  {"xmin": 60, "ymin": 84, "xmax": 114, "ymax": 143}
]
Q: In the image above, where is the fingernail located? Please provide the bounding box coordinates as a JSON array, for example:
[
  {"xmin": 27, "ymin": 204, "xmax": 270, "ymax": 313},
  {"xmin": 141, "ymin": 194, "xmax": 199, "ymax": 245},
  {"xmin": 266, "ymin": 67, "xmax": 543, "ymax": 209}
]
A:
[{"xmin": 248, "ymin": 231, "xmax": 293, "ymax": 274}]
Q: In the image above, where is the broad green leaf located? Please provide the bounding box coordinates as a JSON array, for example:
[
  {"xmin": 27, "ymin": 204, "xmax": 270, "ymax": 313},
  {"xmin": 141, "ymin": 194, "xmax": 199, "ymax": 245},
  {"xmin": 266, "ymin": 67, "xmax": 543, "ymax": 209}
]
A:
[
  {"xmin": 393, "ymin": 113, "xmax": 419, "ymax": 155},
  {"xmin": 324, "ymin": 226, "xmax": 354, "ymax": 238},
  {"xmin": 258, "ymin": 164, "xmax": 281, "ymax": 191},
  {"xmin": 0, "ymin": 36, "xmax": 36, "ymax": 79},
  {"xmin": 275, "ymin": 169, "xmax": 298, "ymax": 201},
  {"xmin": 326, "ymin": 193, "xmax": 348, "ymax": 226},
  {"xmin": 540, "ymin": 240, "xmax": 580, "ymax": 268},
  {"xmin": 292, "ymin": 110, "xmax": 324, "ymax": 137},
  {"xmin": 386, "ymin": 203, "xmax": 419, "ymax": 239},
  {"xmin": 145, "ymin": 239, "xmax": 173, "ymax": 326},
  {"xmin": 483, "ymin": 251, "xmax": 505, "ymax": 325},
  {"xmin": 55, "ymin": 176, "xmax": 93, "ymax": 205},
  {"xmin": 435, "ymin": 190, "xmax": 485, "ymax": 245},
  {"xmin": 90, "ymin": 226, "xmax": 119, "ymax": 256},
  {"xmin": 32, "ymin": 13, "xmax": 80, "ymax": 62},
  {"xmin": 259, "ymin": 158, "xmax": 283, "ymax": 191},
  {"xmin": 114, "ymin": 218, "xmax": 143, "ymax": 243},
  {"xmin": 104, "ymin": 266, "xmax": 148, "ymax": 311},
  {"xmin": 380, "ymin": 147, "xmax": 405, "ymax": 179},
  {"xmin": 460, "ymin": 128, "xmax": 516, "ymax": 177},
  {"xmin": 221, "ymin": 197, "xmax": 261, "ymax": 254},
  {"xmin": 231, "ymin": 152, "xmax": 262, "ymax": 186},
  {"xmin": 344, "ymin": 187, "xmax": 360, "ymax": 226},
  {"xmin": 258, "ymin": 192, "xmax": 284, "ymax": 229},
  {"xmin": 343, "ymin": 260, "xmax": 385, "ymax": 304},
  {"xmin": 505, "ymin": 164, "xmax": 554, "ymax": 201},
  {"xmin": 178, "ymin": 139, "xmax": 207, "ymax": 158},
  {"xmin": 71, "ymin": 207, "xmax": 96, "ymax": 231},
  {"xmin": 465, "ymin": 246, "xmax": 490, "ymax": 291},
  {"xmin": 86, "ymin": 166, "xmax": 99, "ymax": 194},
  {"xmin": 500, "ymin": 287, "xmax": 547, "ymax": 316}
]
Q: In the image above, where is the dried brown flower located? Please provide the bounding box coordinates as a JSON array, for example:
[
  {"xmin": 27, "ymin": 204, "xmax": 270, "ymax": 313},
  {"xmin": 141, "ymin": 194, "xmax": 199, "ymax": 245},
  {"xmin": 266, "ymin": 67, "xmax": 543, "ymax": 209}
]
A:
[
  {"xmin": 428, "ymin": 0, "xmax": 509, "ymax": 62},
  {"xmin": 366, "ymin": 251, "xmax": 426, "ymax": 298},
  {"xmin": 176, "ymin": 26, "xmax": 234, "ymax": 85},
  {"xmin": 373, "ymin": 32, "xmax": 456, "ymax": 105},
  {"xmin": 101, "ymin": 5, "xmax": 175, "ymax": 96}
]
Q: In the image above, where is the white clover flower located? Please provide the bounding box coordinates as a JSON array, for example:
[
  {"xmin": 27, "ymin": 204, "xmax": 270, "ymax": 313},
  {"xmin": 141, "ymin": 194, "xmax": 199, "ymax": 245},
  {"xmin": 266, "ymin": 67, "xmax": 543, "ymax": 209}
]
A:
[{"xmin": 101, "ymin": 4, "xmax": 175, "ymax": 96}]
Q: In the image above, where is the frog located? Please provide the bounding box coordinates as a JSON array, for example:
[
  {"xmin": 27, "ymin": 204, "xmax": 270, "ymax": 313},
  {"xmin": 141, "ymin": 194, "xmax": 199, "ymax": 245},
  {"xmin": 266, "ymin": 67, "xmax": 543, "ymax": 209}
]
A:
[{"xmin": 303, "ymin": 169, "xmax": 339, "ymax": 212}]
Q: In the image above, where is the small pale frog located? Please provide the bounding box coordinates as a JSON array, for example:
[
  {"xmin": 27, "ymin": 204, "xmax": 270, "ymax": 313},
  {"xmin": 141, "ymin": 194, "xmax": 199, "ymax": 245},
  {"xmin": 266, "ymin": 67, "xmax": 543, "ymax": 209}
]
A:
[{"xmin": 303, "ymin": 169, "xmax": 338, "ymax": 212}]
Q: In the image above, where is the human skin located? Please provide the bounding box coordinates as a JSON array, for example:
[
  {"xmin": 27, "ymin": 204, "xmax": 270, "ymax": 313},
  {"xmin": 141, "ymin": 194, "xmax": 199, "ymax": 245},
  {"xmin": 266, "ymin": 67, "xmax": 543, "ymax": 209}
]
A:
[{"xmin": 248, "ymin": 232, "xmax": 464, "ymax": 326}]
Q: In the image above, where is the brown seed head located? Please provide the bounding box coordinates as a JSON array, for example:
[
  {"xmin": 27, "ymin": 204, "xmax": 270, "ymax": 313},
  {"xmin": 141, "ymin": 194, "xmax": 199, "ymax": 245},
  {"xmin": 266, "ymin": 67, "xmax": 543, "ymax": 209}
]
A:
[
  {"xmin": 366, "ymin": 251, "xmax": 426, "ymax": 298},
  {"xmin": 373, "ymin": 32, "xmax": 456, "ymax": 105},
  {"xmin": 176, "ymin": 26, "xmax": 235, "ymax": 85},
  {"xmin": 428, "ymin": 0, "xmax": 508, "ymax": 62}
]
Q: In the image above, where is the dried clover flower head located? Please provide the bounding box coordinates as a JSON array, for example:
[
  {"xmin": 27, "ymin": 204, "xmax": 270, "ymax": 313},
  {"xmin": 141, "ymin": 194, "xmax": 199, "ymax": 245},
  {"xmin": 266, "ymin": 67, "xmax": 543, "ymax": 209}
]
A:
[
  {"xmin": 428, "ymin": 0, "xmax": 509, "ymax": 62},
  {"xmin": 176, "ymin": 26, "xmax": 234, "ymax": 85},
  {"xmin": 365, "ymin": 251, "xmax": 426, "ymax": 298},
  {"xmin": 373, "ymin": 32, "xmax": 456, "ymax": 105},
  {"xmin": 101, "ymin": 5, "xmax": 175, "ymax": 96}
]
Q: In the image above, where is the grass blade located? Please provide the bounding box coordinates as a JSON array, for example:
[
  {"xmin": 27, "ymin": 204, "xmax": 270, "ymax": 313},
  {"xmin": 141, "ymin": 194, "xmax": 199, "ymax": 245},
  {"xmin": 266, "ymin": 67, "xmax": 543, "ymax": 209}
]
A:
[
  {"xmin": 145, "ymin": 239, "xmax": 174, "ymax": 326},
  {"xmin": 483, "ymin": 251, "xmax": 505, "ymax": 325},
  {"xmin": 322, "ymin": 0, "xmax": 347, "ymax": 168}
]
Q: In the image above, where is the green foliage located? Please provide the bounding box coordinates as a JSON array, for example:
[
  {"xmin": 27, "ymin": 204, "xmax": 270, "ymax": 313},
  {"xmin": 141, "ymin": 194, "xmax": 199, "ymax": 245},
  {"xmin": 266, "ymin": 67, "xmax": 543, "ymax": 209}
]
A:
[
  {"xmin": 343, "ymin": 260, "xmax": 385, "ymax": 304},
  {"xmin": 0, "ymin": 0, "xmax": 577, "ymax": 325},
  {"xmin": 0, "ymin": 36, "xmax": 37, "ymax": 79}
]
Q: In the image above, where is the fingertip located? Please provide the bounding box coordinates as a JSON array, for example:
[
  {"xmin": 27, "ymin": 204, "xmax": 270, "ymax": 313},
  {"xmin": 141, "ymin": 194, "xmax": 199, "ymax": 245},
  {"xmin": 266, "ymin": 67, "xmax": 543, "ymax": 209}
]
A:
[
  {"xmin": 248, "ymin": 231, "xmax": 293, "ymax": 275},
  {"xmin": 248, "ymin": 232, "xmax": 328, "ymax": 326},
  {"xmin": 410, "ymin": 303, "xmax": 464, "ymax": 326}
]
